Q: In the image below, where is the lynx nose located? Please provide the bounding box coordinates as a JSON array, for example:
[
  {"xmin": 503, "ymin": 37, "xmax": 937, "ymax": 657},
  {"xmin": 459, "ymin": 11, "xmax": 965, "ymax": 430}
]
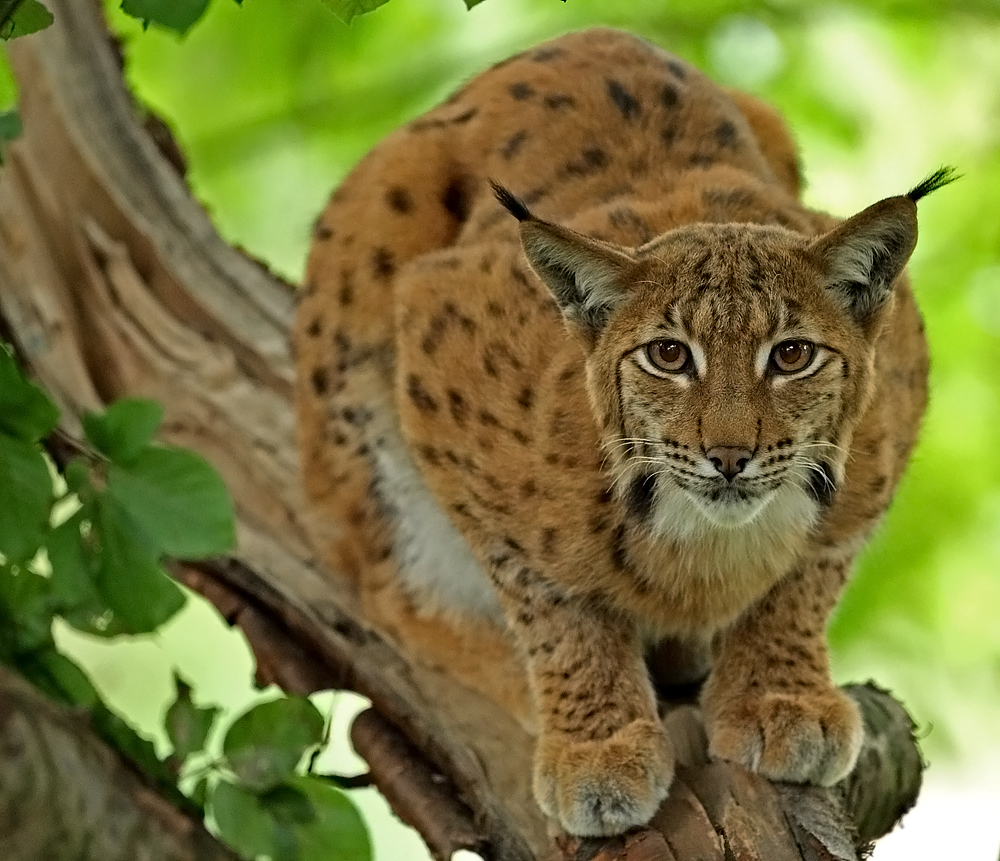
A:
[{"xmin": 706, "ymin": 446, "xmax": 753, "ymax": 481}]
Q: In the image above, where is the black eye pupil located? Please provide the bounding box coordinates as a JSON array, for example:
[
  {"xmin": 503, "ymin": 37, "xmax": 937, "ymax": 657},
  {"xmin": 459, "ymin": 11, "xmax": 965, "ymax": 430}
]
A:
[
  {"xmin": 773, "ymin": 341, "xmax": 813, "ymax": 372},
  {"xmin": 659, "ymin": 343, "xmax": 679, "ymax": 363}
]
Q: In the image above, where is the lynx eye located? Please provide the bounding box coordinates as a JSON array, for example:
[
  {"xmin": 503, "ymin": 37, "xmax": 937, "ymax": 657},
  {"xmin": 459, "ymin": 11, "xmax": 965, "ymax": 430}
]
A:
[
  {"xmin": 645, "ymin": 340, "xmax": 691, "ymax": 374},
  {"xmin": 770, "ymin": 340, "xmax": 815, "ymax": 374}
]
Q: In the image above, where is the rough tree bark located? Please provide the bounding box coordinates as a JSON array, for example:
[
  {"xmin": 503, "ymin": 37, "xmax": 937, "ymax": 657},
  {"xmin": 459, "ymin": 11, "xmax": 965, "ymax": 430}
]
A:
[
  {"xmin": 0, "ymin": 664, "xmax": 242, "ymax": 861},
  {"xmin": 0, "ymin": 1, "xmax": 924, "ymax": 859}
]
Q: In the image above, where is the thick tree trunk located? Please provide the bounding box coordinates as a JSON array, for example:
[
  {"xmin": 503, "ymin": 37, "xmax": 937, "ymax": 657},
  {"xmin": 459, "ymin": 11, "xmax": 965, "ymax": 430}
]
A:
[
  {"xmin": 0, "ymin": 665, "xmax": 241, "ymax": 861},
  {"xmin": 0, "ymin": 1, "xmax": 923, "ymax": 859}
]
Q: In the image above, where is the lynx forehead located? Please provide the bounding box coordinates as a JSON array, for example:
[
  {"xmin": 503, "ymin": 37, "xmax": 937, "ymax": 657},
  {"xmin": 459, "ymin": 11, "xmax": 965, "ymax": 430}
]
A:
[{"xmin": 295, "ymin": 28, "xmax": 947, "ymax": 838}]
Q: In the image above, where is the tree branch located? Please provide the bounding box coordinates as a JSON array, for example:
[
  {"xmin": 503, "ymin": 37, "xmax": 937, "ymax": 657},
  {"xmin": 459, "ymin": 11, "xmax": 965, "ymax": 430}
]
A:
[{"xmin": 0, "ymin": 665, "xmax": 240, "ymax": 861}]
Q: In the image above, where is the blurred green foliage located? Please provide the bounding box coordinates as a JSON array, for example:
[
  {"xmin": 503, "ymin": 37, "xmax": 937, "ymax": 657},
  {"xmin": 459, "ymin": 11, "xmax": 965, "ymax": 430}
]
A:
[{"xmin": 81, "ymin": 0, "xmax": 1000, "ymax": 760}]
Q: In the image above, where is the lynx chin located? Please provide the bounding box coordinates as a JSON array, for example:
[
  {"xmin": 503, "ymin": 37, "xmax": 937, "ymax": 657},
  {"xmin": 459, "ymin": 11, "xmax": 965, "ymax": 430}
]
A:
[{"xmin": 295, "ymin": 27, "xmax": 954, "ymax": 838}]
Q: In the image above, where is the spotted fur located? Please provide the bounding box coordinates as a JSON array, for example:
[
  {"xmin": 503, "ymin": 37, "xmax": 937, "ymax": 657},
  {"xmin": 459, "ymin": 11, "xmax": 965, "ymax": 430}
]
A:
[{"xmin": 294, "ymin": 29, "xmax": 944, "ymax": 837}]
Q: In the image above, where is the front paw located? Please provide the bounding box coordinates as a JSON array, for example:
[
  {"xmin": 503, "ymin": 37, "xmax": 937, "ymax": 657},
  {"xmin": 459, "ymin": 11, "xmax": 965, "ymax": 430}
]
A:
[
  {"xmin": 705, "ymin": 686, "xmax": 862, "ymax": 786},
  {"xmin": 533, "ymin": 719, "xmax": 674, "ymax": 837}
]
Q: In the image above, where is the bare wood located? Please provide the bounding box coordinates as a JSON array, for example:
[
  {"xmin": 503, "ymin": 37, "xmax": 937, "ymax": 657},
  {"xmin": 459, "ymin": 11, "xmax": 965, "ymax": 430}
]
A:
[
  {"xmin": 0, "ymin": 665, "xmax": 240, "ymax": 861},
  {"xmin": 0, "ymin": 1, "xmax": 922, "ymax": 859}
]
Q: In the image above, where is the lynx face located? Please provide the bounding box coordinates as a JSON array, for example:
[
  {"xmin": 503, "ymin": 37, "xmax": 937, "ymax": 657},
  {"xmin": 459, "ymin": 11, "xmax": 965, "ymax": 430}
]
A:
[
  {"xmin": 494, "ymin": 183, "xmax": 927, "ymax": 545},
  {"xmin": 601, "ymin": 225, "xmax": 869, "ymax": 540}
]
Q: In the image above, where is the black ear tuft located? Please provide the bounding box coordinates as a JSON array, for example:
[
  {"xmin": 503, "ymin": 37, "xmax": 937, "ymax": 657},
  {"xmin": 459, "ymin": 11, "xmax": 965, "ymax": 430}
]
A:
[
  {"xmin": 491, "ymin": 180, "xmax": 532, "ymax": 222},
  {"xmin": 906, "ymin": 166, "xmax": 960, "ymax": 203}
]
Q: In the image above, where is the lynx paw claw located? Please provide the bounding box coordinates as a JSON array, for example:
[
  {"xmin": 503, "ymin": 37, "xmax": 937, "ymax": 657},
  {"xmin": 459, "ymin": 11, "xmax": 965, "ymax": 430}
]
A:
[
  {"xmin": 706, "ymin": 687, "xmax": 863, "ymax": 786},
  {"xmin": 533, "ymin": 719, "xmax": 674, "ymax": 837}
]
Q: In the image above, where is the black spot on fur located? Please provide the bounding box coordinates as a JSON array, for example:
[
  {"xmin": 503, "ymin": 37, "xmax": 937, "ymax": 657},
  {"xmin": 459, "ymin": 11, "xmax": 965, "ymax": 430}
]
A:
[
  {"xmin": 660, "ymin": 124, "xmax": 679, "ymax": 147},
  {"xmin": 386, "ymin": 187, "xmax": 413, "ymax": 213},
  {"xmin": 608, "ymin": 207, "xmax": 652, "ymax": 241},
  {"xmin": 310, "ymin": 367, "xmax": 328, "ymax": 395},
  {"xmin": 442, "ymin": 179, "xmax": 470, "ymax": 223},
  {"xmin": 338, "ymin": 272, "xmax": 355, "ymax": 306},
  {"xmin": 703, "ymin": 187, "xmax": 756, "ymax": 209},
  {"xmin": 715, "ymin": 119, "xmax": 738, "ymax": 148},
  {"xmin": 610, "ymin": 524, "xmax": 629, "ymax": 570},
  {"xmin": 341, "ymin": 406, "xmax": 372, "ymax": 426},
  {"xmin": 451, "ymin": 107, "xmax": 478, "ymax": 124},
  {"xmin": 660, "ymin": 83, "xmax": 680, "ymax": 108},
  {"xmin": 417, "ymin": 444, "xmax": 440, "ymax": 466},
  {"xmin": 447, "ymin": 390, "xmax": 467, "ymax": 424},
  {"xmin": 509, "ymin": 82, "xmax": 535, "ymax": 100},
  {"xmin": 313, "ymin": 219, "xmax": 333, "ymax": 240},
  {"xmin": 502, "ymin": 130, "xmax": 529, "ymax": 160},
  {"xmin": 541, "ymin": 528, "xmax": 558, "ymax": 558},
  {"xmin": 306, "ymin": 317, "xmax": 322, "ymax": 338},
  {"xmin": 544, "ymin": 93, "xmax": 575, "ymax": 110},
  {"xmin": 667, "ymin": 59, "xmax": 687, "ymax": 79},
  {"xmin": 421, "ymin": 313, "xmax": 448, "ymax": 355},
  {"xmin": 606, "ymin": 79, "xmax": 640, "ymax": 120},
  {"xmin": 372, "ymin": 248, "xmax": 395, "ymax": 280},
  {"xmin": 516, "ymin": 386, "xmax": 534, "ymax": 410},
  {"xmin": 805, "ymin": 460, "xmax": 838, "ymax": 507},
  {"xmin": 565, "ymin": 147, "xmax": 609, "ymax": 177},
  {"xmin": 406, "ymin": 374, "xmax": 438, "ymax": 412},
  {"xmin": 626, "ymin": 473, "xmax": 657, "ymax": 522},
  {"xmin": 532, "ymin": 47, "xmax": 563, "ymax": 62}
]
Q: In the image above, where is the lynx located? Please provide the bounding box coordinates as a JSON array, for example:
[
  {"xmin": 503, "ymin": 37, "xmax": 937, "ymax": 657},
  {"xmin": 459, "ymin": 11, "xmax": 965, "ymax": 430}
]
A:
[{"xmin": 294, "ymin": 28, "xmax": 950, "ymax": 837}]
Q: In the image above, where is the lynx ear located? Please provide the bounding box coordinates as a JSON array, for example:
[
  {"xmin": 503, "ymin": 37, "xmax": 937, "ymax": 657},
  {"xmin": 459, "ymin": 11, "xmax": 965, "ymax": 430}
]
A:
[
  {"xmin": 812, "ymin": 167, "xmax": 958, "ymax": 326},
  {"xmin": 492, "ymin": 182, "xmax": 635, "ymax": 335}
]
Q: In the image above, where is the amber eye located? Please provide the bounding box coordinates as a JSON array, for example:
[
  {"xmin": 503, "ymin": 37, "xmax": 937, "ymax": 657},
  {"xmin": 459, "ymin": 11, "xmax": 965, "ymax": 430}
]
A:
[
  {"xmin": 770, "ymin": 341, "xmax": 815, "ymax": 374},
  {"xmin": 645, "ymin": 340, "xmax": 691, "ymax": 374}
]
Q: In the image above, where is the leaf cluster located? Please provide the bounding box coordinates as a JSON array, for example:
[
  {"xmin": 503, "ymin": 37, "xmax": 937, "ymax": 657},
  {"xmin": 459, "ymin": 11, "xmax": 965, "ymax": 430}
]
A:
[{"xmin": 0, "ymin": 342, "xmax": 370, "ymax": 860}]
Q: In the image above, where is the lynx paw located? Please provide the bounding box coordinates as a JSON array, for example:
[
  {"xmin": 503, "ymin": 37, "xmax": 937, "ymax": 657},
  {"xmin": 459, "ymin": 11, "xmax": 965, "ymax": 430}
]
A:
[
  {"xmin": 706, "ymin": 687, "xmax": 863, "ymax": 786},
  {"xmin": 533, "ymin": 719, "xmax": 674, "ymax": 837}
]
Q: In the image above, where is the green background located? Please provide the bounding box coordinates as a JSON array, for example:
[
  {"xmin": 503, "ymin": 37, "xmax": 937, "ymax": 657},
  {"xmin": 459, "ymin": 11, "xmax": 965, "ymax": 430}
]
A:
[{"xmin": 4, "ymin": 0, "xmax": 1000, "ymax": 855}]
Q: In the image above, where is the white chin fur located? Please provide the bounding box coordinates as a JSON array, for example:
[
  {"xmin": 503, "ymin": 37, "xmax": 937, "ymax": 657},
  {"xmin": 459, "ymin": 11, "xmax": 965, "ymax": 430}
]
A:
[
  {"xmin": 650, "ymin": 479, "xmax": 819, "ymax": 546},
  {"xmin": 688, "ymin": 491, "xmax": 773, "ymax": 528}
]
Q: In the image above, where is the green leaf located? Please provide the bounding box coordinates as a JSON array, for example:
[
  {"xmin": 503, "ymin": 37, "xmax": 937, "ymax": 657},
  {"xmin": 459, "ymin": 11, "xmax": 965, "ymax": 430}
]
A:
[
  {"xmin": 0, "ymin": 435, "xmax": 52, "ymax": 562},
  {"xmin": 0, "ymin": 0, "xmax": 53, "ymax": 40},
  {"xmin": 82, "ymin": 398, "xmax": 164, "ymax": 465},
  {"xmin": 223, "ymin": 697, "xmax": 325, "ymax": 792},
  {"xmin": 291, "ymin": 776, "xmax": 372, "ymax": 861},
  {"xmin": 0, "ymin": 108, "xmax": 20, "ymax": 140},
  {"xmin": 93, "ymin": 494, "xmax": 186, "ymax": 633},
  {"xmin": 166, "ymin": 675, "xmax": 219, "ymax": 760},
  {"xmin": 0, "ymin": 344, "xmax": 59, "ymax": 442},
  {"xmin": 106, "ymin": 447, "xmax": 235, "ymax": 558},
  {"xmin": 261, "ymin": 784, "xmax": 316, "ymax": 825},
  {"xmin": 119, "ymin": 0, "xmax": 211, "ymax": 35},
  {"xmin": 211, "ymin": 779, "xmax": 283, "ymax": 860},
  {"xmin": 0, "ymin": 561, "xmax": 52, "ymax": 651},
  {"xmin": 189, "ymin": 775, "xmax": 210, "ymax": 809},
  {"xmin": 318, "ymin": 0, "xmax": 390, "ymax": 25},
  {"xmin": 32, "ymin": 648, "xmax": 98, "ymax": 707},
  {"xmin": 63, "ymin": 458, "xmax": 91, "ymax": 496},
  {"xmin": 46, "ymin": 513, "xmax": 98, "ymax": 608}
]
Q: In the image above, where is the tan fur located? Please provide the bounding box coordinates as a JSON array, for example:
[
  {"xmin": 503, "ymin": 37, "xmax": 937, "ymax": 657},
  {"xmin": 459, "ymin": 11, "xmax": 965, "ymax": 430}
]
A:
[{"xmin": 294, "ymin": 29, "xmax": 932, "ymax": 837}]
